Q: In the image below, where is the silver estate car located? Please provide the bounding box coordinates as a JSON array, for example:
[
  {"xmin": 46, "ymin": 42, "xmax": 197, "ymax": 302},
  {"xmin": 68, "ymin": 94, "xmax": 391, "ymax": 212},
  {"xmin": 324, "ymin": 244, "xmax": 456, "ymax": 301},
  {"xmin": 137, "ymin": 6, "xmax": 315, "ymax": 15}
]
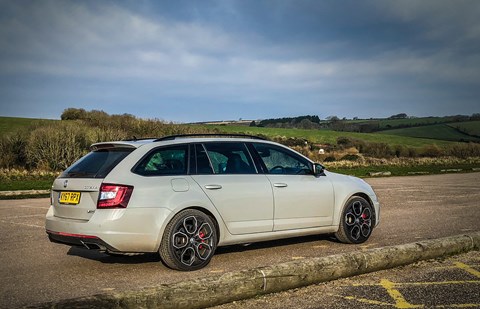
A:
[{"xmin": 46, "ymin": 134, "xmax": 380, "ymax": 271}]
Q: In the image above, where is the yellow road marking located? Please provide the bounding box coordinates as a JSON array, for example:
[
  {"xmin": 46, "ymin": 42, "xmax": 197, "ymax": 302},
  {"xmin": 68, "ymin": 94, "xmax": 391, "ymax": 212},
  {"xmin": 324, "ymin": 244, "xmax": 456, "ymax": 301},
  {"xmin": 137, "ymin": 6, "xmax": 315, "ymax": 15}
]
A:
[
  {"xmin": 454, "ymin": 262, "xmax": 480, "ymax": 279},
  {"xmin": 325, "ymin": 260, "xmax": 480, "ymax": 308},
  {"xmin": 380, "ymin": 279, "xmax": 423, "ymax": 308},
  {"xmin": 349, "ymin": 280, "xmax": 479, "ymax": 287}
]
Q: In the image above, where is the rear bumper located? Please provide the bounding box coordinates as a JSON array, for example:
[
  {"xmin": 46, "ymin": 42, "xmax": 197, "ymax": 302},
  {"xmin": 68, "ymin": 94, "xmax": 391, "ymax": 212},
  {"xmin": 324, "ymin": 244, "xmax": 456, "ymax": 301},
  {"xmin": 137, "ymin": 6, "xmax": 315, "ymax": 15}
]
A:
[
  {"xmin": 47, "ymin": 230, "xmax": 120, "ymax": 252},
  {"xmin": 45, "ymin": 206, "xmax": 172, "ymax": 252}
]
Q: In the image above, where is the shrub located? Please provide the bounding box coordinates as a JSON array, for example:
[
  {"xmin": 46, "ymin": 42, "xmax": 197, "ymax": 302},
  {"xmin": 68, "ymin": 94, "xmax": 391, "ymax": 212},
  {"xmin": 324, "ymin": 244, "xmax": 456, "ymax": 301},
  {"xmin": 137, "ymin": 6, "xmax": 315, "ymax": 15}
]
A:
[
  {"xmin": 362, "ymin": 142, "xmax": 393, "ymax": 158},
  {"xmin": 446, "ymin": 143, "xmax": 480, "ymax": 158},
  {"xmin": 87, "ymin": 127, "xmax": 128, "ymax": 143},
  {"xmin": 0, "ymin": 132, "xmax": 28, "ymax": 168},
  {"xmin": 61, "ymin": 108, "xmax": 87, "ymax": 120},
  {"xmin": 407, "ymin": 147, "xmax": 418, "ymax": 158},
  {"xmin": 323, "ymin": 156, "xmax": 336, "ymax": 162},
  {"xmin": 336, "ymin": 137, "xmax": 354, "ymax": 148},
  {"xmin": 340, "ymin": 154, "xmax": 361, "ymax": 161},
  {"xmin": 393, "ymin": 145, "xmax": 409, "ymax": 158},
  {"xmin": 421, "ymin": 144, "xmax": 443, "ymax": 157},
  {"xmin": 25, "ymin": 122, "xmax": 90, "ymax": 170}
]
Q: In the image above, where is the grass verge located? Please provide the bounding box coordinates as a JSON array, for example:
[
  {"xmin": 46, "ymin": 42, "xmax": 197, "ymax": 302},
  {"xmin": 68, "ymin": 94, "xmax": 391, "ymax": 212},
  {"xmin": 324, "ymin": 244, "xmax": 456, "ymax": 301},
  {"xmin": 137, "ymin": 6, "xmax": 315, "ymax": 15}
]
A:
[
  {"xmin": 0, "ymin": 193, "xmax": 50, "ymax": 200},
  {"xmin": 0, "ymin": 179, "xmax": 54, "ymax": 191},
  {"xmin": 328, "ymin": 163, "xmax": 480, "ymax": 178}
]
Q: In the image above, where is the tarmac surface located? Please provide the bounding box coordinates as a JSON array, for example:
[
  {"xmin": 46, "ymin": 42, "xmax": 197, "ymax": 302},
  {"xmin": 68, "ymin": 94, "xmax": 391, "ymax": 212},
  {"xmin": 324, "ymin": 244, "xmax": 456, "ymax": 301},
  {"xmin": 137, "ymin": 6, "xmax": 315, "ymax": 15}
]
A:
[{"xmin": 0, "ymin": 172, "xmax": 479, "ymax": 308}]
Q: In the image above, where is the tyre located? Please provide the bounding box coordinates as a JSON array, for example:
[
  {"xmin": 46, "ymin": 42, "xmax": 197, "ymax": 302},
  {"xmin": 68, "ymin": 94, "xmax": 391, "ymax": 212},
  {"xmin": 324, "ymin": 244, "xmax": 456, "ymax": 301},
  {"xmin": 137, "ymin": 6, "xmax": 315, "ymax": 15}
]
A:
[
  {"xmin": 159, "ymin": 209, "xmax": 218, "ymax": 271},
  {"xmin": 335, "ymin": 196, "xmax": 374, "ymax": 244}
]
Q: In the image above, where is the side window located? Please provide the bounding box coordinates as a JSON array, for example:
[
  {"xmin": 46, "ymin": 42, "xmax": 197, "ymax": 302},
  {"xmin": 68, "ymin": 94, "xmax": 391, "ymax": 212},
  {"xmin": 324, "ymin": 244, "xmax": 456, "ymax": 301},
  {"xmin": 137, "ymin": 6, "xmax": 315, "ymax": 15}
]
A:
[
  {"xmin": 203, "ymin": 143, "xmax": 256, "ymax": 174},
  {"xmin": 253, "ymin": 143, "xmax": 312, "ymax": 175},
  {"xmin": 133, "ymin": 145, "xmax": 188, "ymax": 176}
]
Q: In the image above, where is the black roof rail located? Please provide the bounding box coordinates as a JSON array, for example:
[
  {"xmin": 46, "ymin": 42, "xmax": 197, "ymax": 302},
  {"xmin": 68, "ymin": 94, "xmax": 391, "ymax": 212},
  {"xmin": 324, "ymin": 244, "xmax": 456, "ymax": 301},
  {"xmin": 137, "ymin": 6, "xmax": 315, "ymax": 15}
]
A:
[
  {"xmin": 123, "ymin": 137, "xmax": 158, "ymax": 142},
  {"xmin": 154, "ymin": 133, "xmax": 267, "ymax": 142}
]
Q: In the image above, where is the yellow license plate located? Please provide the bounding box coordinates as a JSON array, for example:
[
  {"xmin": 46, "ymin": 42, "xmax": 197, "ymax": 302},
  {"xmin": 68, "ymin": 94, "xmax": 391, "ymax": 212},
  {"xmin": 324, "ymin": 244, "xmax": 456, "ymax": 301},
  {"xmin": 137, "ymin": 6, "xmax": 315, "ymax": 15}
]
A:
[{"xmin": 59, "ymin": 192, "xmax": 81, "ymax": 205}]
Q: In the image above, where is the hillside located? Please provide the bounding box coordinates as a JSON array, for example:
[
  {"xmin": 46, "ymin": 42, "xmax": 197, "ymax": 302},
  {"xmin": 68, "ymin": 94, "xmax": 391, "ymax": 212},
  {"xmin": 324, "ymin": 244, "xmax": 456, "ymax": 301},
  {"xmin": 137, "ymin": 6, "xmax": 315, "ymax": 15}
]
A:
[
  {"xmin": 448, "ymin": 120, "xmax": 480, "ymax": 137},
  {"xmin": 201, "ymin": 125, "xmax": 454, "ymax": 148},
  {"xmin": 0, "ymin": 116, "xmax": 56, "ymax": 135},
  {"xmin": 379, "ymin": 124, "xmax": 480, "ymax": 143},
  {"xmin": 354, "ymin": 116, "xmax": 462, "ymax": 130}
]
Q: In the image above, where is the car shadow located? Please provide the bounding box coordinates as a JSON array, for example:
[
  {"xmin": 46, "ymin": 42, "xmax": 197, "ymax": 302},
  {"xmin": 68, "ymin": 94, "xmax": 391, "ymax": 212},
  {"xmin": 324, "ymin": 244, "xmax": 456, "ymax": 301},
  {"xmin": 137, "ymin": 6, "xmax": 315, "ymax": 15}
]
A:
[
  {"xmin": 215, "ymin": 233, "xmax": 336, "ymax": 255},
  {"xmin": 66, "ymin": 233, "xmax": 338, "ymax": 264},
  {"xmin": 67, "ymin": 246, "xmax": 161, "ymax": 264}
]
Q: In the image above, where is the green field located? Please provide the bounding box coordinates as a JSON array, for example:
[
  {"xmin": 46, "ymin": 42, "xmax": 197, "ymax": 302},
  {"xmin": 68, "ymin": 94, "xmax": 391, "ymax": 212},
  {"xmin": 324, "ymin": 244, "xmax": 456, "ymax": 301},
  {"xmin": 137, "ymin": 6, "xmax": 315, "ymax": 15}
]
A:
[
  {"xmin": 0, "ymin": 116, "xmax": 56, "ymax": 135},
  {"xmin": 347, "ymin": 116, "xmax": 459, "ymax": 130},
  {"xmin": 448, "ymin": 120, "xmax": 480, "ymax": 137},
  {"xmin": 379, "ymin": 124, "xmax": 480, "ymax": 142},
  {"xmin": 201, "ymin": 125, "xmax": 454, "ymax": 147}
]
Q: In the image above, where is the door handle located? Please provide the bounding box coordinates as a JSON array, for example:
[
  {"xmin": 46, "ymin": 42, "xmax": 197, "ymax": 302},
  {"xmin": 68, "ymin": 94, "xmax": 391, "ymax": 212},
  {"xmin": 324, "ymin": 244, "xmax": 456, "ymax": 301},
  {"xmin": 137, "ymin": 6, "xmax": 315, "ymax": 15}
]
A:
[
  {"xmin": 204, "ymin": 184, "xmax": 223, "ymax": 190},
  {"xmin": 273, "ymin": 183, "xmax": 288, "ymax": 188}
]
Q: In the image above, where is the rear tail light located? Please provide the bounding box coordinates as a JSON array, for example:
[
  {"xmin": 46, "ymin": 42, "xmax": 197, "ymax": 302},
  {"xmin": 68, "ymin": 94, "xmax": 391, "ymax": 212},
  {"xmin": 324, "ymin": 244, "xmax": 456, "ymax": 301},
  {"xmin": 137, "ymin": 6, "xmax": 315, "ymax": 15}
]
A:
[{"xmin": 97, "ymin": 183, "xmax": 134, "ymax": 209}]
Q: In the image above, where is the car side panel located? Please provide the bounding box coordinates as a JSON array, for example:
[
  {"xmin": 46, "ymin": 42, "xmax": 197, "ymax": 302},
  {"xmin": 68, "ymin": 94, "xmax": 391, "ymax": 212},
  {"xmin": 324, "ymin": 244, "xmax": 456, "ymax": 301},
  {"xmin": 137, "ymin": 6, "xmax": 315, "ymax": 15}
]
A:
[
  {"xmin": 191, "ymin": 174, "xmax": 274, "ymax": 235},
  {"xmin": 266, "ymin": 174, "xmax": 335, "ymax": 230}
]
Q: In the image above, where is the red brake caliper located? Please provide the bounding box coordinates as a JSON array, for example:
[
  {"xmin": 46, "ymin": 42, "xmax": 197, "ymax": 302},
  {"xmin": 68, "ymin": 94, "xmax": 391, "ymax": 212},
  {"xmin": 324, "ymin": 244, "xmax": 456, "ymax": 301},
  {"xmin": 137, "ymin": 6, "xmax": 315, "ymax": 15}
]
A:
[{"xmin": 199, "ymin": 231, "xmax": 205, "ymax": 249}]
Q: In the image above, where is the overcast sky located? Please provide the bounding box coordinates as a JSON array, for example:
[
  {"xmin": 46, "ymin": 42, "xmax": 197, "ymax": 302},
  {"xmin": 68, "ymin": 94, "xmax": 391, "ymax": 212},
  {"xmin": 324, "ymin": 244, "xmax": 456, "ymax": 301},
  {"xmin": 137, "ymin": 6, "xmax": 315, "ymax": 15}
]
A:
[{"xmin": 0, "ymin": 0, "xmax": 479, "ymax": 122}]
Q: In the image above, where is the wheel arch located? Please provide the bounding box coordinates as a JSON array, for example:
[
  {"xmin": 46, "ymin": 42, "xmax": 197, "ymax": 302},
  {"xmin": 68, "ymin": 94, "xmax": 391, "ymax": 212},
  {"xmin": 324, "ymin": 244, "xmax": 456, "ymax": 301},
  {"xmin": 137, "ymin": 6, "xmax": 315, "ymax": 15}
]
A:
[{"xmin": 155, "ymin": 204, "xmax": 224, "ymax": 251}]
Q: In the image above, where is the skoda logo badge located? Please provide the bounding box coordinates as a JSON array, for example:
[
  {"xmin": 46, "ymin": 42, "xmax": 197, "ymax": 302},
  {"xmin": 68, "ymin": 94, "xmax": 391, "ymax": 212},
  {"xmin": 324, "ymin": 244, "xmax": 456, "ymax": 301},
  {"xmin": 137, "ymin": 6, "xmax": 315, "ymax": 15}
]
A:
[{"xmin": 63, "ymin": 180, "xmax": 68, "ymax": 188}]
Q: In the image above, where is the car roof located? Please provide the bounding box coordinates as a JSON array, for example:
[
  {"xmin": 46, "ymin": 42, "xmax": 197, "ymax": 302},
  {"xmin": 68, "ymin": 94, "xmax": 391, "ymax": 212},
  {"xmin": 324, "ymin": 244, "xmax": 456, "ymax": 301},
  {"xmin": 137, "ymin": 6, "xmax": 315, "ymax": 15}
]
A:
[
  {"xmin": 91, "ymin": 134, "xmax": 268, "ymax": 149},
  {"xmin": 90, "ymin": 134, "xmax": 314, "ymax": 163}
]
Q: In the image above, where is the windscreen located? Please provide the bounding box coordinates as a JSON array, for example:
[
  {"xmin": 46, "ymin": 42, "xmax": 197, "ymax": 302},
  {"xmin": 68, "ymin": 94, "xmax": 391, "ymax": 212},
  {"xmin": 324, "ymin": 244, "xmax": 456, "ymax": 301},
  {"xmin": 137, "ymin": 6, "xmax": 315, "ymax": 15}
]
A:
[{"xmin": 60, "ymin": 148, "xmax": 134, "ymax": 178}]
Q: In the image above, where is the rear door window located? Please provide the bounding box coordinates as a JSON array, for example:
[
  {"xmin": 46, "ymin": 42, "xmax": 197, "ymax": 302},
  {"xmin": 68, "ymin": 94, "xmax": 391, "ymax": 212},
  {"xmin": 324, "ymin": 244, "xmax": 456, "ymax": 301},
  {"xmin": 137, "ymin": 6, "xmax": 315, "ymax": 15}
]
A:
[
  {"xmin": 133, "ymin": 145, "xmax": 188, "ymax": 176},
  {"xmin": 203, "ymin": 143, "xmax": 257, "ymax": 174},
  {"xmin": 61, "ymin": 148, "xmax": 134, "ymax": 178}
]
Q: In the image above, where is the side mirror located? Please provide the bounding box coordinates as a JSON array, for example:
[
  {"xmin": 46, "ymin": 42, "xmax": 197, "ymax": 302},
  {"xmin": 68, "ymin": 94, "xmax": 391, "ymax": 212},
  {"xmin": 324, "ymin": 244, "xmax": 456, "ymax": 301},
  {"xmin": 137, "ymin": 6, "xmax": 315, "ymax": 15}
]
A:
[{"xmin": 312, "ymin": 163, "xmax": 325, "ymax": 177}]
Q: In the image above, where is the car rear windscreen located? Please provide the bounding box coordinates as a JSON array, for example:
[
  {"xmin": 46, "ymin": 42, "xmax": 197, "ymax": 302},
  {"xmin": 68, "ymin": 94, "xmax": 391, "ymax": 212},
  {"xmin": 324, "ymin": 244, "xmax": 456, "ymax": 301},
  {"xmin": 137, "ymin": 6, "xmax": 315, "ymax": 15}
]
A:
[{"xmin": 60, "ymin": 148, "xmax": 134, "ymax": 178}]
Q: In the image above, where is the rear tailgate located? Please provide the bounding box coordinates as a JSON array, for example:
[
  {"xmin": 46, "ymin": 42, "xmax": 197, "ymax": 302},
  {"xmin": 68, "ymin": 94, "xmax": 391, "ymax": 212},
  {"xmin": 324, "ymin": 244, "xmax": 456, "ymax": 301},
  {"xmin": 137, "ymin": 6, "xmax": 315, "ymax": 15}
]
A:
[
  {"xmin": 51, "ymin": 144, "xmax": 136, "ymax": 221},
  {"xmin": 52, "ymin": 179, "xmax": 103, "ymax": 221}
]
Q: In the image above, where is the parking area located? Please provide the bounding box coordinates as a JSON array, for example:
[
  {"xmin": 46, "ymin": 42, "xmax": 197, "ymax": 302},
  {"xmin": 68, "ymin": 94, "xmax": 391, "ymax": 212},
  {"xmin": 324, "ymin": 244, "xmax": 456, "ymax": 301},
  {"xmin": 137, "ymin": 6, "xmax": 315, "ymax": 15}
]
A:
[
  {"xmin": 212, "ymin": 251, "xmax": 480, "ymax": 308},
  {"xmin": 0, "ymin": 172, "xmax": 479, "ymax": 308}
]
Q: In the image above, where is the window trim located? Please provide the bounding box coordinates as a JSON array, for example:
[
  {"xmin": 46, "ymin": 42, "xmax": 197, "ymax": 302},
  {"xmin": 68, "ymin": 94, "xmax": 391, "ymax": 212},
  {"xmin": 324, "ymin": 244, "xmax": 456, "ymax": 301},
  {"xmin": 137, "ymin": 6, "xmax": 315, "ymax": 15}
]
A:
[
  {"xmin": 193, "ymin": 143, "xmax": 215, "ymax": 175},
  {"xmin": 131, "ymin": 144, "xmax": 190, "ymax": 177},
  {"xmin": 249, "ymin": 142, "xmax": 313, "ymax": 175},
  {"xmin": 199, "ymin": 141, "xmax": 259, "ymax": 175}
]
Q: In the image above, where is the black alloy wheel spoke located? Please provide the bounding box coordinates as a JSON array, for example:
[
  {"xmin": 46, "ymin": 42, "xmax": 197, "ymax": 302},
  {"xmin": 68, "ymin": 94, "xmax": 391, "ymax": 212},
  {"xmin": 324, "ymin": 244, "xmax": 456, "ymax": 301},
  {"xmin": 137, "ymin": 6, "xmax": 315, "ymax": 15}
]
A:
[
  {"xmin": 172, "ymin": 216, "xmax": 214, "ymax": 266},
  {"xmin": 345, "ymin": 200, "xmax": 372, "ymax": 241}
]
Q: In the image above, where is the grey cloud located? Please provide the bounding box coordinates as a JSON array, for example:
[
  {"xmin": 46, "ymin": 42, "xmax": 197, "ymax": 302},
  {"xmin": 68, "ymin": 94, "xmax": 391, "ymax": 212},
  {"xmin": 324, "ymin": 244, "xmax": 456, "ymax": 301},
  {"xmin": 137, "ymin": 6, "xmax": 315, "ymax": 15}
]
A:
[{"xmin": 0, "ymin": 0, "xmax": 478, "ymax": 121}]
